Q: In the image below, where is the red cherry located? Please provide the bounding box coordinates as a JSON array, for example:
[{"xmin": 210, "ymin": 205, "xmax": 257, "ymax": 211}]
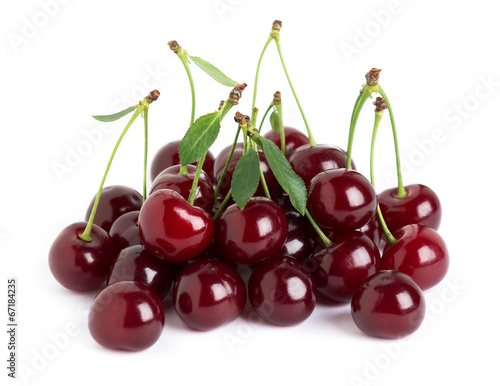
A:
[
  {"xmin": 138, "ymin": 189, "xmax": 214, "ymax": 263},
  {"xmin": 109, "ymin": 211, "xmax": 141, "ymax": 253},
  {"xmin": 381, "ymin": 224, "xmax": 449, "ymax": 290},
  {"xmin": 214, "ymin": 197, "xmax": 288, "ymax": 265},
  {"xmin": 150, "ymin": 164, "xmax": 215, "ymax": 212},
  {"xmin": 85, "ymin": 185, "xmax": 142, "ymax": 232},
  {"xmin": 172, "ymin": 259, "xmax": 246, "ymax": 331},
  {"xmin": 262, "ymin": 127, "xmax": 309, "ymax": 159},
  {"xmin": 248, "ymin": 255, "xmax": 316, "ymax": 326},
  {"xmin": 49, "ymin": 222, "xmax": 115, "ymax": 291},
  {"xmin": 307, "ymin": 231, "xmax": 380, "ymax": 303},
  {"xmin": 378, "ymin": 184, "xmax": 442, "ymax": 233},
  {"xmin": 288, "ymin": 144, "xmax": 353, "ymax": 188},
  {"xmin": 150, "ymin": 139, "xmax": 215, "ymax": 181},
  {"xmin": 308, "ymin": 168, "xmax": 378, "ymax": 231},
  {"xmin": 351, "ymin": 270, "xmax": 426, "ymax": 339},
  {"xmin": 88, "ymin": 281, "xmax": 164, "ymax": 351},
  {"xmin": 107, "ymin": 245, "xmax": 173, "ymax": 300}
]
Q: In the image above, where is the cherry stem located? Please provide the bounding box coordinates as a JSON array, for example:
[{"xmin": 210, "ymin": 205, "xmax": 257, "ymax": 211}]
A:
[
  {"xmin": 305, "ymin": 209, "xmax": 332, "ymax": 248},
  {"xmin": 258, "ymin": 104, "xmax": 274, "ymax": 133},
  {"xmin": 142, "ymin": 109, "xmax": 149, "ymax": 202},
  {"xmin": 252, "ymin": 35, "xmax": 273, "ymax": 112},
  {"xmin": 346, "ymin": 87, "xmax": 372, "ymax": 170},
  {"xmin": 378, "ymin": 87, "xmax": 407, "ymax": 199},
  {"xmin": 213, "ymin": 125, "xmax": 241, "ymax": 204},
  {"xmin": 274, "ymin": 91, "xmax": 285, "ymax": 155},
  {"xmin": 213, "ymin": 188, "xmax": 232, "ymax": 221}
]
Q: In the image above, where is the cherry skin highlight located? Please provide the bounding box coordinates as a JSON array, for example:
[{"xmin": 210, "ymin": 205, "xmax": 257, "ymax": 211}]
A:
[
  {"xmin": 214, "ymin": 197, "xmax": 288, "ymax": 265},
  {"xmin": 248, "ymin": 255, "xmax": 316, "ymax": 326},
  {"xmin": 172, "ymin": 259, "xmax": 246, "ymax": 331},
  {"xmin": 150, "ymin": 164, "xmax": 215, "ymax": 212},
  {"xmin": 263, "ymin": 127, "xmax": 309, "ymax": 159},
  {"xmin": 49, "ymin": 222, "xmax": 115, "ymax": 291},
  {"xmin": 138, "ymin": 189, "xmax": 214, "ymax": 263},
  {"xmin": 308, "ymin": 168, "xmax": 378, "ymax": 231},
  {"xmin": 107, "ymin": 245, "xmax": 173, "ymax": 300},
  {"xmin": 85, "ymin": 185, "xmax": 143, "ymax": 233},
  {"xmin": 351, "ymin": 270, "xmax": 426, "ymax": 339},
  {"xmin": 381, "ymin": 224, "xmax": 449, "ymax": 291},
  {"xmin": 88, "ymin": 281, "xmax": 164, "ymax": 351},
  {"xmin": 109, "ymin": 210, "xmax": 141, "ymax": 253}
]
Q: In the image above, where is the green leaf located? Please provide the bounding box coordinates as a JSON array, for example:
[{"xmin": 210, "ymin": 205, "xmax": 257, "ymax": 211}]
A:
[
  {"xmin": 252, "ymin": 136, "xmax": 307, "ymax": 215},
  {"xmin": 189, "ymin": 56, "xmax": 239, "ymax": 87},
  {"xmin": 231, "ymin": 149, "xmax": 261, "ymax": 209},
  {"xmin": 179, "ymin": 111, "xmax": 222, "ymax": 165},
  {"xmin": 92, "ymin": 105, "xmax": 138, "ymax": 122},
  {"xmin": 269, "ymin": 109, "xmax": 281, "ymax": 133}
]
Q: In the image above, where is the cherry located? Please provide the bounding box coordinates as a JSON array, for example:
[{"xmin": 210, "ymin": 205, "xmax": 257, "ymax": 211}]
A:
[
  {"xmin": 172, "ymin": 259, "xmax": 246, "ymax": 331},
  {"xmin": 88, "ymin": 281, "xmax": 164, "ymax": 351},
  {"xmin": 381, "ymin": 224, "xmax": 449, "ymax": 291},
  {"xmin": 213, "ymin": 144, "xmax": 279, "ymax": 200},
  {"xmin": 351, "ymin": 270, "xmax": 426, "ymax": 339},
  {"xmin": 85, "ymin": 185, "xmax": 142, "ymax": 233},
  {"xmin": 308, "ymin": 168, "xmax": 378, "ymax": 231},
  {"xmin": 358, "ymin": 216, "xmax": 383, "ymax": 249},
  {"xmin": 150, "ymin": 164, "xmax": 215, "ymax": 212},
  {"xmin": 49, "ymin": 222, "xmax": 115, "ymax": 291},
  {"xmin": 306, "ymin": 231, "xmax": 380, "ymax": 303},
  {"xmin": 288, "ymin": 144, "xmax": 353, "ymax": 188},
  {"xmin": 280, "ymin": 214, "xmax": 315, "ymax": 262},
  {"xmin": 248, "ymin": 255, "xmax": 316, "ymax": 326},
  {"xmin": 378, "ymin": 184, "xmax": 442, "ymax": 234},
  {"xmin": 215, "ymin": 197, "xmax": 288, "ymax": 265},
  {"xmin": 150, "ymin": 140, "xmax": 215, "ymax": 182},
  {"xmin": 262, "ymin": 127, "xmax": 309, "ymax": 159},
  {"xmin": 138, "ymin": 189, "xmax": 214, "ymax": 263},
  {"xmin": 107, "ymin": 245, "xmax": 173, "ymax": 300},
  {"xmin": 109, "ymin": 211, "xmax": 141, "ymax": 253}
]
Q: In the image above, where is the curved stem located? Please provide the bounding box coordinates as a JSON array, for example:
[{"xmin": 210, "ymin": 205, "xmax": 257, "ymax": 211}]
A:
[
  {"xmin": 179, "ymin": 55, "xmax": 196, "ymax": 128},
  {"xmin": 80, "ymin": 107, "xmax": 144, "ymax": 241},
  {"xmin": 214, "ymin": 125, "xmax": 241, "ymax": 203},
  {"xmin": 305, "ymin": 209, "xmax": 332, "ymax": 248},
  {"xmin": 187, "ymin": 152, "xmax": 206, "ymax": 206},
  {"xmin": 274, "ymin": 37, "xmax": 316, "ymax": 146},
  {"xmin": 258, "ymin": 104, "xmax": 274, "ymax": 134},
  {"xmin": 378, "ymin": 87, "xmax": 407, "ymax": 198},
  {"xmin": 143, "ymin": 109, "xmax": 149, "ymax": 202},
  {"xmin": 213, "ymin": 188, "xmax": 232, "ymax": 221},
  {"xmin": 346, "ymin": 88, "xmax": 371, "ymax": 169},
  {"xmin": 253, "ymin": 140, "xmax": 271, "ymax": 199},
  {"xmin": 252, "ymin": 36, "xmax": 273, "ymax": 112}
]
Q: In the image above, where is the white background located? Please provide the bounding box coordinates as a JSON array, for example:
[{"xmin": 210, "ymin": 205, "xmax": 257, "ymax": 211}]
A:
[{"xmin": 1, "ymin": 0, "xmax": 498, "ymax": 385}]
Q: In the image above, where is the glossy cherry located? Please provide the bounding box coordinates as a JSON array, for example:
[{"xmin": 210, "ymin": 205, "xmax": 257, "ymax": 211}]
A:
[
  {"xmin": 150, "ymin": 164, "xmax": 215, "ymax": 212},
  {"xmin": 172, "ymin": 259, "xmax": 246, "ymax": 331},
  {"xmin": 263, "ymin": 127, "xmax": 309, "ymax": 159},
  {"xmin": 306, "ymin": 231, "xmax": 380, "ymax": 303},
  {"xmin": 280, "ymin": 213, "xmax": 316, "ymax": 262},
  {"xmin": 351, "ymin": 270, "xmax": 426, "ymax": 339},
  {"xmin": 378, "ymin": 184, "xmax": 442, "ymax": 234},
  {"xmin": 85, "ymin": 185, "xmax": 143, "ymax": 233},
  {"xmin": 288, "ymin": 144, "xmax": 352, "ymax": 188},
  {"xmin": 109, "ymin": 210, "xmax": 141, "ymax": 253},
  {"xmin": 49, "ymin": 222, "xmax": 115, "ymax": 291},
  {"xmin": 88, "ymin": 281, "xmax": 164, "ymax": 351},
  {"xmin": 150, "ymin": 139, "xmax": 215, "ymax": 181},
  {"xmin": 213, "ymin": 144, "xmax": 279, "ymax": 199},
  {"xmin": 107, "ymin": 245, "xmax": 173, "ymax": 300},
  {"xmin": 381, "ymin": 224, "xmax": 449, "ymax": 290},
  {"xmin": 138, "ymin": 189, "xmax": 214, "ymax": 263},
  {"xmin": 248, "ymin": 255, "xmax": 316, "ymax": 326},
  {"xmin": 308, "ymin": 168, "xmax": 378, "ymax": 231},
  {"xmin": 215, "ymin": 197, "xmax": 288, "ymax": 265}
]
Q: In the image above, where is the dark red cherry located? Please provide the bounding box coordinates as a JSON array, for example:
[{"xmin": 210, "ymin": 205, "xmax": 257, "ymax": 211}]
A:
[
  {"xmin": 107, "ymin": 245, "xmax": 173, "ymax": 300},
  {"xmin": 248, "ymin": 255, "xmax": 316, "ymax": 326},
  {"xmin": 214, "ymin": 197, "xmax": 288, "ymax": 265},
  {"xmin": 280, "ymin": 214, "xmax": 316, "ymax": 262},
  {"xmin": 172, "ymin": 259, "xmax": 246, "ymax": 331},
  {"xmin": 88, "ymin": 281, "xmax": 164, "ymax": 351},
  {"xmin": 263, "ymin": 127, "xmax": 309, "ymax": 159},
  {"xmin": 359, "ymin": 216, "xmax": 383, "ymax": 248},
  {"xmin": 213, "ymin": 145, "xmax": 279, "ymax": 199},
  {"xmin": 378, "ymin": 184, "xmax": 442, "ymax": 234},
  {"xmin": 49, "ymin": 222, "xmax": 115, "ymax": 291},
  {"xmin": 351, "ymin": 270, "xmax": 426, "ymax": 339},
  {"xmin": 85, "ymin": 185, "xmax": 142, "ymax": 233},
  {"xmin": 306, "ymin": 231, "xmax": 380, "ymax": 303},
  {"xmin": 381, "ymin": 224, "xmax": 449, "ymax": 290},
  {"xmin": 138, "ymin": 189, "xmax": 214, "ymax": 263},
  {"xmin": 308, "ymin": 168, "xmax": 377, "ymax": 231},
  {"xmin": 288, "ymin": 144, "xmax": 353, "ymax": 188},
  {"xmin": 150, "ymin": 139, "xmax": 215, "ymax": 181},
  {"xmin": 150, "ymin": 164, "xmax": 215, "ymax": 212},
  {"xmin": 109, "ymin": 211, "xmax": 141, "ymax": 253}
]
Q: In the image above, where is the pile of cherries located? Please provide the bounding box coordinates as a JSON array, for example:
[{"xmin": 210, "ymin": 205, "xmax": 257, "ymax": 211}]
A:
[{"xmin": 48, "ymin": 23, "xmax": 449, "ymax": 351}]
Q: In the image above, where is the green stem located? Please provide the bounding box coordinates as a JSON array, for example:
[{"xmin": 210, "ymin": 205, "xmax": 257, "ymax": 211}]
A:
[
  {"xmin": 273, "ymin": 37, "xmax": 316, "ymax": 146},
  {"xmin": 378, "ymin": 87, "xmax": 407, "ymax": 198},
  {"xmin": 252, "ymin": 35, "xmax": 273, "ymax": 112},
  {"xmin": 179, "ymin": 54, "xmax": 196, "ymax": 128},
  {"xmin": 80, "ymin": 107, "xmax": 144, "ymax": 241},
  {"xmin": 214, "ymin": 125, "xmax": 241, "ymax": 204},
  {"xmin": 187, "ymin": 152, "xmax": 206, "ymax": 206},
  {"xmin": 346, "ymin": 87, "xmax": 372, "ymax": 169},
  {"xmin": 143, "ymin": 109, "xmax": 149, "ymax": 202},
  {"xmin": 276, "ymin": 104, "xmax": 285, "ymax": 155},
  {"xmin": 305, "ymin": 209, "xmax": 332, "ymax": 248},
  {"xmin": 213, "ymin": 188, "xmax": 232, "ymax": 221},
  {"xmin": 253, "ymin": 139, "xmax": 271, "ymax": 199},
  {"xmin": 258, "ymin": 104, "xmax": 274, "ymax": 134}
]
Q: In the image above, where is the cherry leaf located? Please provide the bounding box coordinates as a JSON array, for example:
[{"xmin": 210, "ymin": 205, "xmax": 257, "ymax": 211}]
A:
[
  {"xmin": 231, "ymin": 149, "xmax": 261, "ymax": 209},
  {"xmin": 92, "ymin": 105, "xmax": 138, "ymax": 122},
  {"xmin": 189, "ymin": 56, "xmax": 239, "ymax": 87}
]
